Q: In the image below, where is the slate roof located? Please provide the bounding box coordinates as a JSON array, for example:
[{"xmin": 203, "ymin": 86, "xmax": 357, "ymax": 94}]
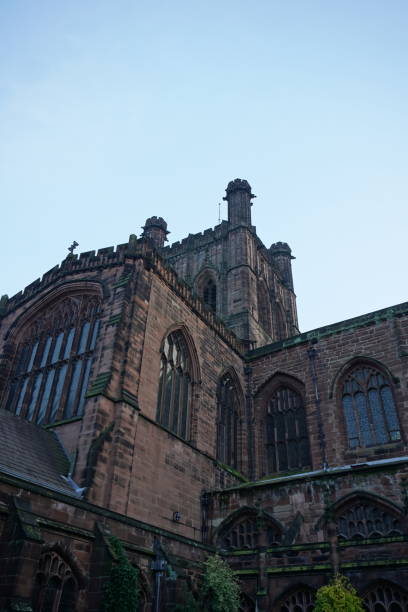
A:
[{"xmin": 0, "ymin": 409, "xmax": 80, "ymax": 497}]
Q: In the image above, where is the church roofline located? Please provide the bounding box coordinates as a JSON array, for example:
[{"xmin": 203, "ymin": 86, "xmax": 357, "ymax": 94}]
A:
[{"xmin": 246, "ymin": 300, "xmax": 408, "ymax": 361}]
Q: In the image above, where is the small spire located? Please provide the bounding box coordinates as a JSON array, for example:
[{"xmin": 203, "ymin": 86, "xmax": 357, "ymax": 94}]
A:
[{"xmin": 68, "ymin": 240, "xmax": 79, "ymax": 255}]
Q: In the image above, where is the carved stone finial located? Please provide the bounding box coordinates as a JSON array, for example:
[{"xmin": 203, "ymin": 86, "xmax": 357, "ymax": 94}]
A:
[
  {"xmin": 68, "ymin": 241, "xmax": 79, "ymax": 255},
  {"xmin": 223, "ymin": 178, "xmax": 256, "ymax": 200},
  {"xmin": 142, "ymin": 217, "xmax": 169, "ymax": 248}
]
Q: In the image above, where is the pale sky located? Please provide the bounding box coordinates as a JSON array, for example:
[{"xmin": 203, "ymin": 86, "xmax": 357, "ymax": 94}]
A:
[{"xmin": 1, "ymin": 1, "xmax": 407, "ymax": 333}]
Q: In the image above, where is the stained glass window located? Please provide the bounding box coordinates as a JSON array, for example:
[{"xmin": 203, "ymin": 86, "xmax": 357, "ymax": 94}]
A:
[
  {"xmin": 156, "ymin": 330, "xmax": 192, "ymax": 439},
  {"xmin": 342, "ymin": 366, "xmax": 400, "ymax": 449},
  {"xmin": 266, "ymin": 386, "xmax": 311, "ymax": 474},
  {"xmin": 217, "ymin": 373, "xmax": 240, "ymax": 468},
  {"xmin": 3, "ymin": 294, "xmax": 101, "ymax": 425},
  {"xmin": 219, "ymin": 515, "xmax": 281, "ymax": 550}
]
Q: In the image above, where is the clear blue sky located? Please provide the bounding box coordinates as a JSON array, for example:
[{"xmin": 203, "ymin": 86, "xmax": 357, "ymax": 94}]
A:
[{"xmin": 1, "ymin": 1, "xmax": 407, "ymax": 332}]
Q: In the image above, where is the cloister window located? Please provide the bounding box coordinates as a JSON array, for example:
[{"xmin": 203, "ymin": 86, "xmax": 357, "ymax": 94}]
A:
[
  {"xmin": 203, "ymin": 278, "xmax": 217, "ymax": 313},
  {"xmin": 336, "ymin": 501, "xmax": 402, "ymax": 541},
  {"xmin": 4, "ymin": 294, "xmax": 101, "ymax": 425},
  {"xmin": 275, "ymin": 588, "xmax": 315, "ymax": 612},
  {"xmin": 363, "ymin": 582, "xmax": 408, "ymax": 612},
  {"xmin": 35, "ymin": 550, "xmax": 78, "ymax": 612},
  {"xmin": 341, "ymin": 365, "xmax": 401, "ymax": 449},
  {"xmin": 156, "ymin": 330, "xmax": 192, "ymax": 439},
  {"xmin": 218, "ymin": 514, "xmax": 281, "ymax": 551},
  {"xmin": 266, "ymin": 386, "xmax": 310, "ymax": 474},
  {"xmin": 217, "ymin": 373, "xmax": 240, "ymax": 468}
]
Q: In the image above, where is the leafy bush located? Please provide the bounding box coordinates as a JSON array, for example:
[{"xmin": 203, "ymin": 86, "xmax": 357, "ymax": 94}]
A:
[
  {"xmin": 313, "ymin": 574, "xmax": 364, "ymax": 612},
  {"xmin": 103, "ymin": 536, "xmax": 140, "ymax": 612},
  {"xmin": 201, "ymin": 553, "xmax": 241, "ymax": 612}
]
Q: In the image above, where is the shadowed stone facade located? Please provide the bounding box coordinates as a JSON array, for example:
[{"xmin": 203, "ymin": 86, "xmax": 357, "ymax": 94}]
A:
[{"xmin": 0, "ymin": 179, "xmax": 407, "ymax": 611}]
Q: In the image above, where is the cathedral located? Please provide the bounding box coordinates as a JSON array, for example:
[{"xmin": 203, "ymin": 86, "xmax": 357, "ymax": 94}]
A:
[{"xmin": 0, "ymin": 178, "xmax": 407, "ymax": 611}]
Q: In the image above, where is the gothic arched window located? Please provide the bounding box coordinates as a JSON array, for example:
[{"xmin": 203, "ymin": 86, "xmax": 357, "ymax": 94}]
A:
[
  {"xmin": 336, "ymin": 500, "xmax": 403, "ymax": 541},
  {"xmin": 274, "ymin": 588, "xmax": 315, "ymax": 612},
  {"xmin": 203, "ymin": 278, "xmax": 217, "ymax": 313},
  {"xmin": 363, "ymin": 582, "xmax": 408, "ymax": 612},
  {"xmin": 341, "ymin": 364, "xmax": 401, "ymax": 449},
  {"xmin": 156, "ymin": 330, "xmax": 193, "ymax": 439},
  {"xmin": 266, "ymin": 386, "xmax": 311, "ymax": 474},
  {"xmin": 4, "ymin": 293, "xmax": 101, "ymax": 425},
  {"xmin": 35, "ymin": 550, "xmax": 78, "ymax": 612},
  {"xmin": 218, "ymin": 513, "xmax": 281, "ymax": 551},
  {"xmin": 217, "ymin": 373, "xmax": 240, "ymax": 468}
]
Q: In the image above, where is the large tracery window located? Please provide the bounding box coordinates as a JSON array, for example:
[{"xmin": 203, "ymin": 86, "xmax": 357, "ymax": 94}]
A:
[
  {"xmin": 216, "ymin": 373, "xmax": 240, "ymax": 468},
  {"xmin": 363, "ymin": 582, "xmax": 408, "ymax": 612},
  {"xmin": 266, "ymin": 386, "xmax": 311, "ymax": 474},
  {"xmin": 35, "ymin": 550, "xmax": 78, "ymax": 612},
  {"xmin": 341, "ymin": 365, "xmax": 401, "ymax": 449},
  {"xmin": 156, "ymin": 330, "xmax": 192, "ymax": 439},
  {"xmin": 4, "ymin": 294, "xmax": 101, "ymax": 425},
  {"xmin": 336, "ymin": 501, "xmax": 403, "ymax": 541}
]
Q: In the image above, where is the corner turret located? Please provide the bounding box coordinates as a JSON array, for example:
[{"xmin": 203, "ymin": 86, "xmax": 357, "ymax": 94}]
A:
[
  {"xmin": 270, "ymin": 242, "xmax": 295, "ymax": 291},
  {"xmin": 223, "ymin": 179, "xmax": 256, "ymax": 226},
  {"xmin": 142, "ymin": 216, "xmax": 169, "ymax": 248}
]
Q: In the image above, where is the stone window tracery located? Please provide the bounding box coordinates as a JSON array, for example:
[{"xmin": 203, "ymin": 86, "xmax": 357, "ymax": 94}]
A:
[
  {"xmin": 216, "ymin": 373, "xmax": 240, "ymax": 469},
  {"xmin": 274, "ymin": 588, "xmax": 315, "ymax": 612},
  {"xmin": 336, "ymin": 501, "xmax": 402, "ymax": 541},
  {"xmin": 266, "ymin": 386, "xmax": 311, "ymax": 474},
  {"xmin": 218, "ymin": 514, "xmax": 281, "ymax": 551},
  {"xmin": 156, "ymin": 330, "xmax": 192, "ymax": 439},
  {"xmin": 363, "ymin": 582, "xmax": 408, "ymax": 612},
  {"xmin": 35, "ymin": 551, "xmax": 78, "ymax": 612},
  {"xmin": 341, "ymin": 365, "xmax": 401, "ymax": 449},
  {"xmin": 4, "ymin": 294, "xmax": 101, "ymax": 425}
]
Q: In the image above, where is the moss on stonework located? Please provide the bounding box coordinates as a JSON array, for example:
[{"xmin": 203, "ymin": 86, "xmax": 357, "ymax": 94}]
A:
[{"xmin": 216, "ymin": 461, "xmax": 249, "ymax": 482}]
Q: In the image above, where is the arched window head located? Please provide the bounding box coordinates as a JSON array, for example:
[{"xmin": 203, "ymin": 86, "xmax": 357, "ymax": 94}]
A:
[
  {"xmin": 216, "ymin": 373, "xmax": 240, "ymax": 469},
  {"xmin": 274, "ymin": 587, "xmax": 315, "ymax": 612},
  {"xmin": 203, "ymin": 278, "xmax": 217, "ymax": 313},
  {"xmin": 4, "ymin": 293, "xmax": 101, "ymax": 425},
  {"xmin": 217, "ymin": 511, "xmax": 281, "ymax": 551},
  {"xmin": 35, "ymin": 550, "xmax": 78, "ymax": 612},
  {"xmin": 363, "ymin": 581, "xmax": 408, "ymax": 612},
  {"xmin": 336, "ymin": 499, "xmax": 403, "ymax": 541},
  {"xmin": 156, "ymin": 330, "xmax": 193, "ymax": 439},
  {"xmin": 341, "ymin": 364, "xmax": 401, "ymax": 449},
  {"xmin": 266, "ymin": 386, "xmax": 310, "ymax": 474}
]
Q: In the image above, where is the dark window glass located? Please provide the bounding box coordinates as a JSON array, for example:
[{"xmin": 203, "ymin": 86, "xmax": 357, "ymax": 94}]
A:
[
  {"xmin": 35, "ymin": 551, "xmax": 78, "ymax": 612},
  {"xmin": 363, "ymin": 583, "xmax": 408, "ymax": 612},
  {"xmin": 337, "ymin": 502, "xmax": 402, "ymax": 541},
  {"xmin": 217, "ymin": 374, "xmax": 240, "ymax": 469},
  {"xmin": 276, "ymin": 589, "xmax": 315, "ymax": 612},
  {"xmin": 342, "ymin": 366, "xmax": 401, "ymax": 449},
  {"xmin": 266, "ymin": 386, "xmax": 310, "ymax": 474},
  {"xmin": 219, "ymin": 516, "xmax": 281, "ymax": 551},
  {"xmin": 156, "ymin": 330, "xmax": 192, "ymax": 439},
  {"xmin": 203, "ymin": 278, "xmax": 217, "ymax": 313},
  {"xmin": 3, "ymin": 294, "xmax": 101, "ymax": 425}
]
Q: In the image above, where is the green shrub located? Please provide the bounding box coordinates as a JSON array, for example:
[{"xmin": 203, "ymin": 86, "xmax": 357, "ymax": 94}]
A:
[
  {"xmin": 314, "ymin": 574, "xmax": 364, "ymax": 612},
  {"xmin": 201, "ymin": 554, "xmax": 241, "ymax": 612},
  {"xmin": 103, "ymin": 536, "xmax": 140, "ymax": 612}
]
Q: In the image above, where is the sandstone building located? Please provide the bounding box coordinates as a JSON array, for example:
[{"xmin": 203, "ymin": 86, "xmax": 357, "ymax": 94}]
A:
[{"xmin": 0, "ymin": 179, "xmax": 407, "ymax": 611}]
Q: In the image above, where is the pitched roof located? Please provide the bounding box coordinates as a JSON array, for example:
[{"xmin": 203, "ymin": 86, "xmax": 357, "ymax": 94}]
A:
[{"xmin": 0, "ymin": 409, "xmax": 80, "ymax": 497}]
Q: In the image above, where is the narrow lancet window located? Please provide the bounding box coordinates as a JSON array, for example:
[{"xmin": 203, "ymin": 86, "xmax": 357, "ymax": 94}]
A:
[{"xmin": 216, "ymin": 373, "xmax": 240, "ymax": 468}]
